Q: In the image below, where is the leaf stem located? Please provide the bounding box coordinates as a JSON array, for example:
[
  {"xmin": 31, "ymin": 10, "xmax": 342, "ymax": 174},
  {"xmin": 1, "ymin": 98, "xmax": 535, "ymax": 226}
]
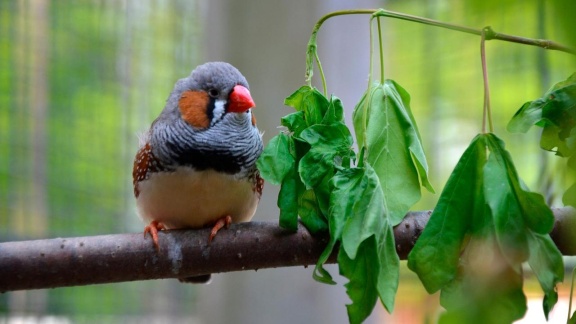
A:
[
  {"xmin": 480, "ymin": 27, "xmax": 494, "ymax": 133},
  {"xmin": 362, "ymin": 18, "xmax": 375, "ymax": 152},
  {"xmin": 306, "ymin": 10, "xmax": 373, "ymax": 93},
  {"xmin": 315, "ymin": 50, "xmax": 328, "ymax": 96},
  {"xmin": 305, "ymin": 8, "xmax": 575, "ymax": 86},
  {"xmin": 377, "ymin": 16, "xmax": 385, "ymax": 82}
]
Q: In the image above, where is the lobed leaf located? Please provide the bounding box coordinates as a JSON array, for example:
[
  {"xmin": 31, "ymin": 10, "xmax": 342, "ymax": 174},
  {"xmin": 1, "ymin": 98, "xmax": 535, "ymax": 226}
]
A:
[
  {"xmin": 485, "ymin": 134, "xmax": 554, "ymax": 234},
  {"xmin": 313, "ymin": 169, "xmax": 360, "ymax": 284},
  {"xmin": 313, "ymin": 167, "xmax": 365, "ymax": 284},
  {"xmin": 338, "ymin": 237, "xmax": 379, "ymax": 324},
  {"xmin": 340, "ymin": 164, "xmax": 387, "ymax": 259},
  {"xmin": 483, "ymin": 139, "xmax": 530, "ymax": 265},
  {"xmin": 352, "ymin": 80, "xmax": 433, "ymax": 226},
  {"xmin": 408, "ymin": 134, "xmax": 486, "ymax": 293},
  {"xmin": 507, "ymin": 73, "xmax": 576, "ymax": 157},
  {"xmin": 338, "ymin": 163, "xmax": 398, "ymax": 315},
  {"xmin": 314, "ymin": 162, "xmax": 400, "ymax": 317},
  {"xmin": 409, "ymin": 133, "xmax": 562, "ymax": 319},
  {"xmin": 527, "ymin": 232, "xmax": 564, "ymax": 319}
]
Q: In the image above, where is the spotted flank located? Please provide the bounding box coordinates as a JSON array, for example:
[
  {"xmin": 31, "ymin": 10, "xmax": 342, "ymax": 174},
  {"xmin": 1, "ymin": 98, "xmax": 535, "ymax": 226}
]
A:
[
  {"xmin": 252, "ymin": 170, "xmax": 264, "ymax": 198},
  {"xmin": 132, "ymin": 142, "xmax": 163, "ymax": 197}
]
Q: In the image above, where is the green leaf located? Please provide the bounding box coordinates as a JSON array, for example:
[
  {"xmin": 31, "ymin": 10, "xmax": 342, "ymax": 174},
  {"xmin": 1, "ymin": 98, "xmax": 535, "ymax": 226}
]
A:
[
  {"xmin": 408, "ymin": 134, "xmax": 486, "ymax": 293},
  {"xmin": 338, "ymin": 163, "xmax": 399, "ymax": 314},
  {"xmin": 507, "ymin": 73, "xmax": 576, "ymax": 157},
  {"xmin": 284, "ymin": 85, "xmax": 329, "ymax": 127},
  {"xmin": 507, "ymin": 100, "xmax": 544, "ymax": 133},
  {"xmin": 484, "ymin": 134, "xmax": 554, "ymax": 249},
  {"xmin": 374, "ymin": 221, "xmax": 400, "ymax": 313},
  {"xmin": 439, "ymin": 230, "xmax": 528, "ymax": 324},
  {"xmin": 352, "ymin": 80, "xmax": 433, "ymax": 226},
  {"xmin": 439, "ymin": 256, "xmax": 527, "ymax": 324},
  {"xmin": 410, "ymin": 133, "xmax": 562, "ymax": 320},
  {"xmin": 564, "ymin": 182, "xmax": 576, "ymax": 207},
  {"xmin": 322, "ymin": 95, "xmax": 345, "ymax": 125},
  {"xmin": 313, "ymin": 162, "xmax": 401, "ymax": 314},
  {"xmin": 313, "ymin": 169, "xmax": 358, "ymax": 285},
  {"xmin": 340, "ymin": 164, "xmax": 387, "ymax": 259},
  {"xmin": 310, "ymin": 172, "xmax": 333, "ymax": 220},
  {"xmin": 527, "ymin": 232, "xmax": 564, "ymax": 319},
  {"xmin": 564, "ymin": 155, "xmax": 576, "ymax": 207},
  {"xmin": 570, "ymin": 312, "xmax": 576, "ymax": 324},
  {"xmin": 297, "ymin": 189, "xmax": 328, "ymax": 233},
  {"xmin": 278, "ymin": 164, "xmax": 303, "ymax": 231},
  {"xmin": 338, "ymin": 237, "xmax": 379, "ymax": 324},
  {"xmin": 281, "ymin": 111, "xmax": 307, "ymax": 137},
  {"xmin": 256, "ymin": 133, "xmax": 294, "ymax": 185},
  {"xmin": 540, "ymin": 123, "xmax": 576, "ymax": 157},
  {"xmin": 483, "ymin": 138, "xmax": 530, "ymax": 265},
  {"xmin": 298, "ymin": 123, "xmax": 354, "ymax": 188}
]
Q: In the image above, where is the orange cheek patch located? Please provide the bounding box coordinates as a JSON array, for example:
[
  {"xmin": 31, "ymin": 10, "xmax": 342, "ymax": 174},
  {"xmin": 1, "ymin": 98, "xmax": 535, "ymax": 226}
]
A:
[
  {"xmin": 179, "ymin": 91, "xmax": 210, "ymax": 129},
  {"xmin": 251, "ymin": 112, "xmax": 257, "ymax": 126}
]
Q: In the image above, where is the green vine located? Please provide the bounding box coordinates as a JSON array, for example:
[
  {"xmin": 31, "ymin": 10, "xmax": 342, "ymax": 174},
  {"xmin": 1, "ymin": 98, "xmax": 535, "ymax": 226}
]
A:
[
  {"xmin": 305, "ymin": 9, "xmax": 574, "ymax": 96},
  {"xmin": 260, "ymin": 8, "xmax": 575, "ymax": 324}
]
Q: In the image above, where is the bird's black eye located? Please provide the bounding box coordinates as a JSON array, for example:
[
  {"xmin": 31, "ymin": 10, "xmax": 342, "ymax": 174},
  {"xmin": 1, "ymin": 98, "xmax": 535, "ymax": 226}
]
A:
[{"xmin": 208, "ymin": 89, "xmax": 220, "ymax": 98}]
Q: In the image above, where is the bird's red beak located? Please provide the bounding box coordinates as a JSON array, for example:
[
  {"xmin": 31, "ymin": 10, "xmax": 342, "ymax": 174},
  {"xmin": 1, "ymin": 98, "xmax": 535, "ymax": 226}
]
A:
[{"xmin": 228, "ymin": 85, "xmax": 255, "ymax": 113}]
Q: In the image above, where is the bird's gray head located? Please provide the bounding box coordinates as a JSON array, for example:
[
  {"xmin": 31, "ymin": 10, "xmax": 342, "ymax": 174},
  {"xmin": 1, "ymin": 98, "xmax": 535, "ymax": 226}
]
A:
[
  {"xmin": 150, "ymin": 62, "xmax": 263, "ymax": 175},
  {"xmin": 159, "ymin": 61, "xmax": 253, "ymax": 128}
]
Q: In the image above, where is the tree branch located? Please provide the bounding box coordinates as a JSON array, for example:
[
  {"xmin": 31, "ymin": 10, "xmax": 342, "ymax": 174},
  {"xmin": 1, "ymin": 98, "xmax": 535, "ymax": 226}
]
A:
[{"xmin": 1, "ymin": 208, "xmax": 574, "ymax": 292}]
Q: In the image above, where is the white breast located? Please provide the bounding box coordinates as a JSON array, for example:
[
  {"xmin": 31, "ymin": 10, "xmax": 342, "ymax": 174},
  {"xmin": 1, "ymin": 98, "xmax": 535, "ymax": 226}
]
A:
[{"xmin": 136, "ymin": 167, "xmax": 259, "ymax": 229}]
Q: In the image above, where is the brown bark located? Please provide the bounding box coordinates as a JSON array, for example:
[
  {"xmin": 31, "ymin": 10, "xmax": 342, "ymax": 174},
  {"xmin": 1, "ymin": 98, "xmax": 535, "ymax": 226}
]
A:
[{"xmin": 0, "ymin": 208, "xmax": 574, "ymax": 292}]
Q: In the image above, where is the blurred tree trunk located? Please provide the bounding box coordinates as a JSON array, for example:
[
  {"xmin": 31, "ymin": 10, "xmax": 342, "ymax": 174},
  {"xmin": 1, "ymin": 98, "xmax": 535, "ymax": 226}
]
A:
[{"xmin": 9, "ymin": 0, "xmax": 49, "ymax": 315}]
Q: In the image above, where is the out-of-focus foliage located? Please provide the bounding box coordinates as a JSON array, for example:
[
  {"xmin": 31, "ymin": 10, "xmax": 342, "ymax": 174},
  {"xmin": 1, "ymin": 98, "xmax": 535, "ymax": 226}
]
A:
[
  {"xmin": 0, "ymin": 0, "xmax": 203, "ymax": 318},
  {"xmin": 508, "ymin": 73, "xmax": 576, "ymax": 157},
  {"xmin": 508, "ymin": 73, "xmax": 576, "ymax": 207}
]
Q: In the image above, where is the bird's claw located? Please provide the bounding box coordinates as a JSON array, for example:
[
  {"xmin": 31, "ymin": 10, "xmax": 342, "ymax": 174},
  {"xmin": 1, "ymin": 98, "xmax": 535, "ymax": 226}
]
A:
[
  {"xmin": 209, "ymin": 215, "xmax": 232, "ymax": 243},
  {"xmin": 144, "ymin": 221, "xmax": 166, "ymax": 250}
]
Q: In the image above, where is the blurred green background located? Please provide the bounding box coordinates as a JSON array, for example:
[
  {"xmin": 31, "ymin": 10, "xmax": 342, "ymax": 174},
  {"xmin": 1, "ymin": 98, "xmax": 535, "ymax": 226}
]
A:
[{"xmin": 1, "ymin": 0, "xmax": 575, "ymax": 323}]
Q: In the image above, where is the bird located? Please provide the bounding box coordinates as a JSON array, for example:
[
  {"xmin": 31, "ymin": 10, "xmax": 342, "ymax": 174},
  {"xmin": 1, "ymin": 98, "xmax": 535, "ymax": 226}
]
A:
[{"xmin": 132, "ymin": 62, "xmax": 264, "ymax": 282}]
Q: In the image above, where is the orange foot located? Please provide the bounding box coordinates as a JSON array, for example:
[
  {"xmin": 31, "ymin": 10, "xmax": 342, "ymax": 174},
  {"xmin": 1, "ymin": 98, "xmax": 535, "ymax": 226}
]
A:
[
  {"xmin": 144, "ymin": 220, "xmax": 166, "ymax": 250},
  {"xmin": 209, "ymin": 215, "xmax": 232, "ymax": 243}
]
